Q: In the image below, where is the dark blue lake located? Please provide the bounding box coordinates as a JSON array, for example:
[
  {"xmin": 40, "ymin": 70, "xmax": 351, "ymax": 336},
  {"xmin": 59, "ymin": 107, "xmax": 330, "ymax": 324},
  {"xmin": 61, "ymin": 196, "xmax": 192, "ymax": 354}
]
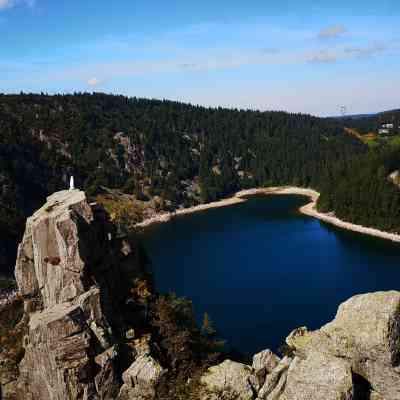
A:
[{"xmin": 140, "ymin": 195, "xmax": 400, "ymax": 355}]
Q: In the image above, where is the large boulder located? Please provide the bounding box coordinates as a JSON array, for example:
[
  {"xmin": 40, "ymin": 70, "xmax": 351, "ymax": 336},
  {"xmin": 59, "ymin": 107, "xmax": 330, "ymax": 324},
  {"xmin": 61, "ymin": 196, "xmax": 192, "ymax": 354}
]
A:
[
  {"xmin": 321, "ymin": 291, "xmax": 400, "ymax": 400},
  {"xmin": 282, "ymin": 352, "xmax": 353, "ymax": 400},
  {"xmin": 118, "ymin": 355, "xmax": 165, "ymax": 400},
  {"xmin": 201, "ymin": 359, "xmax": 256, "ymax": 400},
  {"xmin": 283, "ymin": 291, "xmax": 400, "ymax": 400},
  {"xmin": 257, "ymin": 356, "xmax": 291, "ymax": 400},
  {"xmin": 252, "ymin": 349, "xmax": 280, "ymax": 388}
]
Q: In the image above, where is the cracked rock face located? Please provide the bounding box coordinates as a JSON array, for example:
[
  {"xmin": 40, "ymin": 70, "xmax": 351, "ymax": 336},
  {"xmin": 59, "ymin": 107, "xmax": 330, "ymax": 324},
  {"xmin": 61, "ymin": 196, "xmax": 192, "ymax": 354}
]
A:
[
  {"xmin": 14, "ymin": 190, "xmax": 123, "ymax": 400},
  {"xmin": 15, "ymin": 190, "xmax": 93, "ymax": 309},
  {"xmin": 252, "ymin": 349, "xmax": 280, "ymax": 389}
]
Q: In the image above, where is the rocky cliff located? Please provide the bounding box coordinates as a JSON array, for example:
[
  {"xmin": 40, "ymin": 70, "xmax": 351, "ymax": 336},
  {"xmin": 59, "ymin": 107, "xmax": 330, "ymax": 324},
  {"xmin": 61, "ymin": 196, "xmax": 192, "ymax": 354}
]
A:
[
  {"xmin": 7, "ymin": 189, "xmax": 162, "ymax": 399},
  {"xmin": 3, "ymin": 189, "xmax": 400, "ymax": 399}
]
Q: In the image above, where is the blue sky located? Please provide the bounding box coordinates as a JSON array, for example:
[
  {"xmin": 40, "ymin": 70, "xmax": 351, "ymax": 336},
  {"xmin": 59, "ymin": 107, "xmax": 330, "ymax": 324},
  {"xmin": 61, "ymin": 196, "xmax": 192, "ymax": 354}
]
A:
[{"xmin": 1, "ymin": 1, "xmax": 399, "ymax": 115}]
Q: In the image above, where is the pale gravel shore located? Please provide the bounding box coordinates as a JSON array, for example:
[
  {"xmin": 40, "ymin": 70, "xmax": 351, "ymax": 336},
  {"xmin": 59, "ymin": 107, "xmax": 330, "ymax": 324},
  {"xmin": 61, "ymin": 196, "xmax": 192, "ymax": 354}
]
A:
[
  {"xmin": 135, "ymin": 186, "xmax": 400, "ymax": 243},
  {"xmin": 297, "ymin": 191, "xmax": 400, "ymax": 243},
  {"xmin": 134, "ymin": 195, "xmax": 247, "ymax": 227},
  {"xmin": 134, "ymin": 186, "xmax": 314, "ymax": 228}
]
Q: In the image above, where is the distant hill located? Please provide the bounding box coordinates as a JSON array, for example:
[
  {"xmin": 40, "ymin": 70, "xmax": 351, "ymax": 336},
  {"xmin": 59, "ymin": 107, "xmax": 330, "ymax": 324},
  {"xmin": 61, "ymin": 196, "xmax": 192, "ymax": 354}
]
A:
[
  {"xmin": 331, "ymin": 108, "xmax": 400, "ymax": 134},
  {"xmin": 329, "ymin": 113, "xmax": 376, "ymax": 120},
  {"xmin": 380, "ymin": 108, "xmax": 400, "ymax": 115},
  {"xmin": 2, "ymin": 94, "xmax": 400, "ymax": 276}
]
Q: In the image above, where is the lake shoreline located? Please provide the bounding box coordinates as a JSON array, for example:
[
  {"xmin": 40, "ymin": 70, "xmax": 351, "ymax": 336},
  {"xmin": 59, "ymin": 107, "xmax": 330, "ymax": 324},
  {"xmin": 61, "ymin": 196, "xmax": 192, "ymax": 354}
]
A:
[{"xmin": 135, "ymin": 186, "xmax": 400, "ymax": 243}]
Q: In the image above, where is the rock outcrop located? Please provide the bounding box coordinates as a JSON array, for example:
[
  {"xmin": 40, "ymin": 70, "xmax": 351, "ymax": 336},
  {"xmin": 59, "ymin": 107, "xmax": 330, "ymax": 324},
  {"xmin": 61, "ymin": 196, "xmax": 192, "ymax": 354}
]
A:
[
  {"xmin": 201, "ymin": 291, "xmax": 400, "ymax": 400},
  {"xmin": 252, "ymin": 349, "xmax": 280, "ymax": 390},
  {"xmin": 118, "ymin": 355, "xmax": 165, "ymax": 399},
  {"xmin": 12, "ymin": 189, "xmax": 152, "ymax": 400},
  {"xmin": 319, "ymin": 291, "xmax": 400, "ymax": 399},
  {"xmin": 201, "ymin": 360, "xmax": 255, "ymax": 400}
]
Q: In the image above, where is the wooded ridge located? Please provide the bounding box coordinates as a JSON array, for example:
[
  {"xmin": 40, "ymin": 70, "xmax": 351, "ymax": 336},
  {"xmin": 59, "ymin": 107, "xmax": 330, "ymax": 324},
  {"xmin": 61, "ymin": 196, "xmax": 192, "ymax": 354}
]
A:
[{"xmin": 1, "ymin": 92, "xmax": 399, "ymax": 272}]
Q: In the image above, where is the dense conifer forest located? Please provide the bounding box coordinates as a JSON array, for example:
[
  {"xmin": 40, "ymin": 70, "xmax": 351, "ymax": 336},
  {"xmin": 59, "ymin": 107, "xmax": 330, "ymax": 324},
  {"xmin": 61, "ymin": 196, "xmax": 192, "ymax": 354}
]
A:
[
  {"xmin": 1, "ymin": 92, "xmax": 400, "ymax": 272},
  {"xmin": 318, "ymin": 148, "xmax": 400, "ymax": 231}
]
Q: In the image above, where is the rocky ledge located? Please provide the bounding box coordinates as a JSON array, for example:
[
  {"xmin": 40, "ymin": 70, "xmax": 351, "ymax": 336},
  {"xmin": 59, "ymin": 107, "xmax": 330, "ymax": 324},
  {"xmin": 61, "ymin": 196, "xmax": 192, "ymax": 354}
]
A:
[
  {"xmin": 200, "ymin": 289, "xmax": 400, "ymax": 400},
  {"xmin": 3, "ymin": 189, "xmax": 400, "ymax": 399}
]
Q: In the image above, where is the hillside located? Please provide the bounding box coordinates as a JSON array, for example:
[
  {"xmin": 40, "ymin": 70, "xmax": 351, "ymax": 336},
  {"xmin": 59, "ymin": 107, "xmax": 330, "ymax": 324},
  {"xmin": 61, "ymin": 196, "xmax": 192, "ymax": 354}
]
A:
[
  {"xmin": 0, "ymin": 92, "xmax": 365, "ymax": 273},
  {"xmin": 321, "ymin": 110, "xmax": 400, "ymax": 229},
  {"xmin": 318, "ymin": 148, "xmax": 400, "ymax": 231}
]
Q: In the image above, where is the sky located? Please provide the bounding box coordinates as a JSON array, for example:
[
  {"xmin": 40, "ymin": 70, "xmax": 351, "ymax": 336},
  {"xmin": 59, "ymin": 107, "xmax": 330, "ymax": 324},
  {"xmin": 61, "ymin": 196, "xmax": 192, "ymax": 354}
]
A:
[{"xmin": 1, "ymin": 0, "xmax": 400, "ymax": 116}]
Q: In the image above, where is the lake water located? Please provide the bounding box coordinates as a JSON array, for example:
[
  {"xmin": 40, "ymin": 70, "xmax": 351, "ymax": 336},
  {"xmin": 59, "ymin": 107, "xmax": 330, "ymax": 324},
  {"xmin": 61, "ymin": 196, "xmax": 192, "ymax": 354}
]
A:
[{"xmin": 140, "ymin": 195, "xmax": 400, "ymax": 355}]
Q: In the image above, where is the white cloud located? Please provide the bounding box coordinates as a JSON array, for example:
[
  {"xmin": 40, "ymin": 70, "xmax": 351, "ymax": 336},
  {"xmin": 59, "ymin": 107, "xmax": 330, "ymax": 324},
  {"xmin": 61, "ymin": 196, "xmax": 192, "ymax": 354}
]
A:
[
  {"xmin": 308, "ymin": 50, "xmax": 338, "ymax": 63},
  {"xmin": 87, "ymin": 77, "xmax": 102, "ymax": 86},
  {"xmin": 344, "ymin": 44, "xmax": 386, "ymax": 58},
  {"xmin": 41, "ymin": 41, "xmax": 393, "ymax": 86},
  {"xmin": 318, "ymin": 25, "xmax": 347, "ymax": 39},
  {"xmin": 0, "ymin": 0, "xmax": 35, "ymax": 10},
  {"xmin": 308, "ymin": 43, "xmax": 389, "ymax": 64}
]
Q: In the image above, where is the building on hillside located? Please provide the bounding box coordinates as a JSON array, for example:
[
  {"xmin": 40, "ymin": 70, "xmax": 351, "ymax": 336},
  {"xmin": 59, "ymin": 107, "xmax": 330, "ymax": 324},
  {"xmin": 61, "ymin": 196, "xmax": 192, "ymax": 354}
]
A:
[{"xmin": 378, "ymin": 123, "xmax": 396, "ymax": 135}]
